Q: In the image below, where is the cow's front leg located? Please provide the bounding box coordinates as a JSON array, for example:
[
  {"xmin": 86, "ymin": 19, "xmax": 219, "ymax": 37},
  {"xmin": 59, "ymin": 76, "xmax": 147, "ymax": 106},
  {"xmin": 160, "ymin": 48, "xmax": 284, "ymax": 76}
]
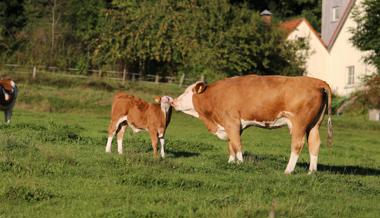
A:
[
  {"xmin": 149, "ymin": 130, "xmax": 159, "ymax": 159},
  {"xmin": 4, "ymin": 109, "xmax": 12, "ymax": 124},
  {"xmin": 226, "ymin": 125, "xmax": 243, "ymax": 163},
  {"xmin": 157, "ymin": 130, "xmax": 166, "ymax": 158},
  {"xmin": 228, "ymin": 141, "xmax": 236, "ymax": 163}
]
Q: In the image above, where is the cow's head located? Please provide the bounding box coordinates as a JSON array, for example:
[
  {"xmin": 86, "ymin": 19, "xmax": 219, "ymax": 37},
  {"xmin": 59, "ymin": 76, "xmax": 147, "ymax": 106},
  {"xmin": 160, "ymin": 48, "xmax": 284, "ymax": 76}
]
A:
[
  {"xmin": 154, "ymin": 95, "xmax": 173, "ymax": 113},
  {"xmin": 0, "ymin": 80, "xmax": 15, "ymax": 101},
  {"xmin": 171, "ymin": 81, "xmax": 206, "ymax": 118}
]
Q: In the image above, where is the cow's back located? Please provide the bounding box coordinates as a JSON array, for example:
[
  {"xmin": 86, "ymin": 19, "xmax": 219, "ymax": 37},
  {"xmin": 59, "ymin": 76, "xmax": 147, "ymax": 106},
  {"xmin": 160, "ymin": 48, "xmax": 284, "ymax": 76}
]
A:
[{"xmin": 193, "ymin": 75, "xmax": 328, "ymax": 122}]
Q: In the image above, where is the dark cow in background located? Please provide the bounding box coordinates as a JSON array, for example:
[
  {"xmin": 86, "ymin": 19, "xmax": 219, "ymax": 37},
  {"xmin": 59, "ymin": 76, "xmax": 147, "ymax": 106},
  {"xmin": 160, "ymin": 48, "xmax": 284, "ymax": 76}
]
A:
[
  {"xmin": 106, "ymin": 92, "xmax": 173, "ymax": 158},
  {"xmin": 172, "ymin": 75, "xmax": 333, "ymax": 174},
  {"xmin": 0, "ymin": 79, "xmax": 18, "ymax": 124}
]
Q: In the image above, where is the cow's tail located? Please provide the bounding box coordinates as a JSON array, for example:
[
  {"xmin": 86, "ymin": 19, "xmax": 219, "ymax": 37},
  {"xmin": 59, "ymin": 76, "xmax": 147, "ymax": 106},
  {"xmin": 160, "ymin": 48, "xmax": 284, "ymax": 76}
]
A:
[{"xmin": 322, "ymin": 83, "xmax": 333, "ymax": 147}]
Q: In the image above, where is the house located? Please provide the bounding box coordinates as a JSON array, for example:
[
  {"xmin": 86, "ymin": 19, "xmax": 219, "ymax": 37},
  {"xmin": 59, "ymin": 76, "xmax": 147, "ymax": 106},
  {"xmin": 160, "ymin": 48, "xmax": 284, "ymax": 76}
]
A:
[{"xmin": 278, "ymin": 0, "xmax": 375, "ymax": 96}]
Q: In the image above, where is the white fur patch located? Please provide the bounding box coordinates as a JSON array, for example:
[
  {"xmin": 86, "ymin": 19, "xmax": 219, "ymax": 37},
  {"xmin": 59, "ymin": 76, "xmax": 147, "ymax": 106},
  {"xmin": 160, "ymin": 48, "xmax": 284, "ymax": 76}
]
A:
[
  {"xmin": 105, "ymin": 136, "xmax": 113, "ymax": 153},
  {"xmin": 228, "ymin": 155, "xmax": 235, "ymax": 163},
  {"xmin": 160, "ymin": 138, "xmax": 165, "ymax": 158},
  {"xmin": 285, "ymin": 152, "xmax": 299, "ymax": 174},
  {"xmin": 10, "ymin": 81, "xmax": 15, "ymax": 88},
  {"xmin": 173, "ymin": 83, "xmax": 199, "ymax": 118},
  {"xmin": 4, "ymin": 93, "xmax": 10, "ymax": 101},
  {"xmin": 215, "ymin": 124, "xmax": 228, "ymax": 140},
  {"xmin": 309, "ymin": 154, "xmax": 318, "ymax": 172},
  {"xmin": 117, "ymin": 138, "xmax": 123, "ymax": 154},
  {"xmin": 236, "ymin": 152, "xmax": 243, "ymax": 162}
]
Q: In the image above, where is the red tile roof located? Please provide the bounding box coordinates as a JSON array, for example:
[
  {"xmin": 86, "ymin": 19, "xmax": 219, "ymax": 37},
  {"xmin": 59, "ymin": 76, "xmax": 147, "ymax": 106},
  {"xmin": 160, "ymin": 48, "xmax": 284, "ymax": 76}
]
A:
[{"xmin": 280, "ymin": 18, "xmax": 327, "ymax": 49}]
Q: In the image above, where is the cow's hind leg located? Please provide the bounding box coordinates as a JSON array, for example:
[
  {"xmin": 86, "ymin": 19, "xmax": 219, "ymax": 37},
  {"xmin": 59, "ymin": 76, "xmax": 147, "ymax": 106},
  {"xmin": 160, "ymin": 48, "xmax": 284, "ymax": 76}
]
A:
[
  {"xmin": 285, "ymin": 128, "xmax": 305, "ymax": 174},
  {"xmin": 106, "ymin": 116, "xmax": 127, "ymax": 153},
  {"xmin": 116, "ymin": 124, "xmax": 127, "ymax": 154},
  {"xmin": 308, "ymin": 125, "xmax": 321, "ymax": 174},
  {"xmin": 106, "ymin": 121, "xmax": 117, "ymax": 153}
]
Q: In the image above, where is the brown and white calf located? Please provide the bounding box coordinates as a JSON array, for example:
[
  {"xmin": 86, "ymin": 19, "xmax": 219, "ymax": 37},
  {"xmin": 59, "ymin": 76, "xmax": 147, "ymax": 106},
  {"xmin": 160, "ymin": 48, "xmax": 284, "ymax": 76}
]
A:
[
  {"xmin": 0, "ymin": 79, "xmax": 18, "ymax": 124},
  {"xmin": 105, "ymin": 92, "xmax": 173, "ymax": 158},
  {"xmin": 172, "ymin": 75, "xmax": 333, "ymax": 174}
]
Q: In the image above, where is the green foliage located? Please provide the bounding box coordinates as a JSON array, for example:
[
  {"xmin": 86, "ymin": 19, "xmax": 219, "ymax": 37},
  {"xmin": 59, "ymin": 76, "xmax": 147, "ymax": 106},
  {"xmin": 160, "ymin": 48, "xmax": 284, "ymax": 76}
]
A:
[
  {"xmin": 356, "ymin": 75, "xmax": 380, "ymax": 109},
  {"xmin": 98, "ymin": 0, "xmax": 307, "ymax": 79},
  {"xmin": 350, "ymin": 0, "xmax": 380, "ymax": 73},
  {"xmin": 1, "ymin": 0, "xmax": 319, "ymax": 78}
]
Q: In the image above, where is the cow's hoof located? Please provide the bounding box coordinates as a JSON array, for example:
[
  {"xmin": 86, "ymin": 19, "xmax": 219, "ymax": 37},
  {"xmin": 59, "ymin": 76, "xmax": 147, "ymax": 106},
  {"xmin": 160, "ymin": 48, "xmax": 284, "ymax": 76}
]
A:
[
  {"xmin": 284, "ymin": 170, "xmax": 293, "ymax": 175},
  {"xmin": 307, "ymin": 170, "xmax": 316, "ymax": 175}
]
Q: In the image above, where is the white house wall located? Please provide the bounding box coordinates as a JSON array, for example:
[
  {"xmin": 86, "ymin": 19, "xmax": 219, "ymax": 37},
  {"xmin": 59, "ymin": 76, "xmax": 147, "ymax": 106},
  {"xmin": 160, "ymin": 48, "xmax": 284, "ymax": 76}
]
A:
[
  {"xmin": 328, "ymin": 0, "xmax": 375, "ymax": 95},
  {"xmin": 287, "ymin": 21, "xmax": 329, "ymax": 84}
]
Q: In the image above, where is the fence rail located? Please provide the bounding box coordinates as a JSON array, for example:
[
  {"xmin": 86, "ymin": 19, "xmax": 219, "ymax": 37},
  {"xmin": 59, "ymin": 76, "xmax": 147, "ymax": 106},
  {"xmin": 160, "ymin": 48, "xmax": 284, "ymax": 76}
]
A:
[{"xmin": 0, "ymin": 64, "xmax": 202, "ymax": 87}]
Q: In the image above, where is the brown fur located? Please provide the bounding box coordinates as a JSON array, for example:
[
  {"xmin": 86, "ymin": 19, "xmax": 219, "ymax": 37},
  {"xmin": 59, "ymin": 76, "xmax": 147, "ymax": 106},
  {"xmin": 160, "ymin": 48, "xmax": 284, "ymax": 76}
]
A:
[
  {"xmin": 107, "ymin": 92, "xmax": 172, "ymax": 157},
  {"xmin": 191, "ymin": 75, "xmax": 332, "ymax": 169}
]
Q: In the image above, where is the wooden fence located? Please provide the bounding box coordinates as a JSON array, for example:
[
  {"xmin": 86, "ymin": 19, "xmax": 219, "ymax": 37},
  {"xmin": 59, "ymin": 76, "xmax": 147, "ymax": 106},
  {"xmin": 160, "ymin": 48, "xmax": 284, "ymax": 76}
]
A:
[{"xmin": 0, "ymin": 64, "xmax": 203, "ymax": 87}]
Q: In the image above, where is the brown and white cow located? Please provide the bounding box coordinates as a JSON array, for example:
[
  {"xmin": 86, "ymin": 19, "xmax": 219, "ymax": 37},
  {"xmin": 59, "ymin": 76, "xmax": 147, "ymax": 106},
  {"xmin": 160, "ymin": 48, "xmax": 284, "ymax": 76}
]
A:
[
  {"xmin": 105, "ymin": 92, "xmax": 173, "ymax": 158},
  {"xmin": 172, "ymin": 75, "xmax": 333, "ymax": 174},
  {"xmin": 0, "ymin": 79, "xmax": 18, "ymax": 124}
]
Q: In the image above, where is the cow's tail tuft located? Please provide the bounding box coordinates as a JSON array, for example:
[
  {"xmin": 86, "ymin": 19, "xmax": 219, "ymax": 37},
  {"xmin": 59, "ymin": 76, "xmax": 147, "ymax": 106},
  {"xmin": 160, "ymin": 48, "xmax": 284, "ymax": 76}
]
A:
[{"xmin": 324, "ymin": 85, "xmax": 333, "ymax": 148}]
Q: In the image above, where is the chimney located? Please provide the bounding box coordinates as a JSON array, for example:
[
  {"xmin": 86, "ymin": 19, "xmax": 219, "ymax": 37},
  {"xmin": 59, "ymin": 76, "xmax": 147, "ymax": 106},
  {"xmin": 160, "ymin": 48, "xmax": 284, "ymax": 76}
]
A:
[{"xmin": 260, "ymin": 9, "xmax": 272, "ymax": 25}]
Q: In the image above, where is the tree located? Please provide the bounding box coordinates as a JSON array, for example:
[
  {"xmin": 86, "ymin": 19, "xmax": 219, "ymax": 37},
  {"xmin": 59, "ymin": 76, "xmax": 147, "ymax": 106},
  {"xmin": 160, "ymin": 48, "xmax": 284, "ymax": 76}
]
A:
[
  {"xmin": 350, "ymin": 0, "xmax": 380, "ymax": 74},
  {"xmin": 0, "ymin": 0, "xmax": 27, "ymax": 60},
  {"xmin": 97, "ymin": 0, "xmax": 307, "ymax": 80}
]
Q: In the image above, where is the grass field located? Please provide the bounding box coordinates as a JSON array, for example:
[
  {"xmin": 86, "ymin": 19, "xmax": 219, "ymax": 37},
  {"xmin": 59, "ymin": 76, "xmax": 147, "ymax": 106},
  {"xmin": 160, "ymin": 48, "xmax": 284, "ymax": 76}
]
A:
[{"xmin": 0, "ymin": 79, "xmax": 379, "ymax": 218}]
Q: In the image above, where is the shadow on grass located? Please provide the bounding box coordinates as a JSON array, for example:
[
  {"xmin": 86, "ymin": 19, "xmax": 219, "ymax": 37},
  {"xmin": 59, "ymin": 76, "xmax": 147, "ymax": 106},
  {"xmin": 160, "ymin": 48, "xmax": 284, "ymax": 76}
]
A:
[
  {"xmin": 299, "ymin": 162, "xmax": 380, "ymax": 176},
  {"xmin": 243, "ymin": 152, "xmax": 380, "ymax": 176},
  {"xmin": 167, "ymin": 150, "xmax": 200, "ymax": 158}
]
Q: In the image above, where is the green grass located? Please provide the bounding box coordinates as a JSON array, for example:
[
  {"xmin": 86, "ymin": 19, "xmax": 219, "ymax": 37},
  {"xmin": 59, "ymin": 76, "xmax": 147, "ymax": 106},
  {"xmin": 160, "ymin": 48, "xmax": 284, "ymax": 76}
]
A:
[{"xmin": 0, "ymin": 78, "xmax": 379, "ymax": 218}]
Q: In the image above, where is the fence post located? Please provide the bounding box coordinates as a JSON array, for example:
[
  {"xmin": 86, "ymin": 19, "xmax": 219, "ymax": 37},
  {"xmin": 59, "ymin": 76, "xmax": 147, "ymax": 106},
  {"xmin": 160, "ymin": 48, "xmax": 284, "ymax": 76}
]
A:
[
  {"xmin": 32, "ymin": 66, "xmax": 37, "ymax": 79},
  {"xmin": 98, "ymin": 69, "xmax": 102, "ymax": 77},
  {"xmin": 179, "ymin": 73, "xmax": 185, "ymax": 87},
  {"xmin": 122, "ymin": 68, "xmax": 127, "ymax": 83},
  {"xmin": 132, "ymin": 73, "xmax": 136, "ymax": 82},
  {"xmin": 155, "ymin": 73, "xmax": 159, "ymax": 84}
]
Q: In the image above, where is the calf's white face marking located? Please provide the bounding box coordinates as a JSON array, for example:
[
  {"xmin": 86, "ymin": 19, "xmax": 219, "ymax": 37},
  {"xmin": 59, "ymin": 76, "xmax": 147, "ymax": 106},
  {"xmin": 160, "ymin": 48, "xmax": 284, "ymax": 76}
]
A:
[{"xmin": 172, "ymin": 83, "xmax": 199, "ymax": 118}]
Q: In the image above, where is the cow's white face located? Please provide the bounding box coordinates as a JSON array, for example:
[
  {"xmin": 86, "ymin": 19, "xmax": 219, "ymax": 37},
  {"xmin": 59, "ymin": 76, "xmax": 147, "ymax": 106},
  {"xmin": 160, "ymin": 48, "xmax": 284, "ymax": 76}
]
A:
[
  {"xmin": 172, "ymin": 83, "xmax": 199, "ymax": 118},
  {"xmin": 160, "ymin": 96, "xmax": 173, "ymax": 113}
]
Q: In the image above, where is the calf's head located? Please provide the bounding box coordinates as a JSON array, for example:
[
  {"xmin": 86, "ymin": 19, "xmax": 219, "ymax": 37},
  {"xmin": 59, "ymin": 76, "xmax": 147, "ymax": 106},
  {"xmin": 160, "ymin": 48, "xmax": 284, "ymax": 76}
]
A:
[
  {"xmin": 172, "ymin": 81, "xmax": 207, "ymax": 117},
  {"xmin": 154, "ymin": 95, "xmax": 173, "ymax": 113}
]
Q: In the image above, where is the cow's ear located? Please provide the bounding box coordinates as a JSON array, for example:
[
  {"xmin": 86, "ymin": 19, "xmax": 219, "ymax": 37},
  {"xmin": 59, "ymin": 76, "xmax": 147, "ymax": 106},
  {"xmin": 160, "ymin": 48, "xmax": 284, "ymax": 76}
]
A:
[
  {"xmin": 193, "ymin": 82, "xmax": 207, "ymax": 94},
  {"xmin": 154, "ymin": 96, "xmax": 161, "ymax": 103}
]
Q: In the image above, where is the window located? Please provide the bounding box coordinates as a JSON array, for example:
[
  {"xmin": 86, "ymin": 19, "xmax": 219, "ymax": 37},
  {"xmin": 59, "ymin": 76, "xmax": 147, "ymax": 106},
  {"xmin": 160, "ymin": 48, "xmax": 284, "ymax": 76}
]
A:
[
  {"xmin": 332, "ymin": 7, "xmax": 340, "ymax": 22},
  {"xmin": 347, "ymin": 66, "xmax": 355, "ymax": 85}
]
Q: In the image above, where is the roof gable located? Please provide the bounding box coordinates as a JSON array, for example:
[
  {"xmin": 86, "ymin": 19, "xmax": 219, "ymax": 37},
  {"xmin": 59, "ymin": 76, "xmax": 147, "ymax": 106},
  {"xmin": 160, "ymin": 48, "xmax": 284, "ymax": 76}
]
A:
[{"xmin": 325, "ymin": 0, "xmax": 356, "ymax": 50}]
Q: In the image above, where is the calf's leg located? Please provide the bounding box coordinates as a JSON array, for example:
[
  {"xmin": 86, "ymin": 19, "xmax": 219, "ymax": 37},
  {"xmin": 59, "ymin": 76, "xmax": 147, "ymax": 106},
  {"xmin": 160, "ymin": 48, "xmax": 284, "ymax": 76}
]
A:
[
  {"xmin": 158, "ymin": 129, "xmax": 166, "ymax": 158},
  {"xmin": 149, "ymin": 130, "xmax": 159, "ymax": 159},
  {"xmin": 117, "ymin": 125, "xmax": 127, "ymax": 154}
]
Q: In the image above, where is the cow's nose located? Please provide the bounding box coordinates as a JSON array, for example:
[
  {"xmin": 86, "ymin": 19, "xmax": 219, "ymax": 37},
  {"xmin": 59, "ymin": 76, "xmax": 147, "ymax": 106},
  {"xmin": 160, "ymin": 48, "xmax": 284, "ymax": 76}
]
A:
[{"xmin": 170, "ymin": 100, "xmax": 177, "ymax": 107}]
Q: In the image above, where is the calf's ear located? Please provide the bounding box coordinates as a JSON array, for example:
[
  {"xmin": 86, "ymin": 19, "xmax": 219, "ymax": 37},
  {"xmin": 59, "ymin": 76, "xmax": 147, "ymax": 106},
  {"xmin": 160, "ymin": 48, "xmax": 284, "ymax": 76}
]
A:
[
  {"xmin": 193, "ymin": 82, "xmax": 207, "ymax": 94},
  {"xmin": 154, "ymin": 96, "xmax": 161, "ymax": 103}
]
